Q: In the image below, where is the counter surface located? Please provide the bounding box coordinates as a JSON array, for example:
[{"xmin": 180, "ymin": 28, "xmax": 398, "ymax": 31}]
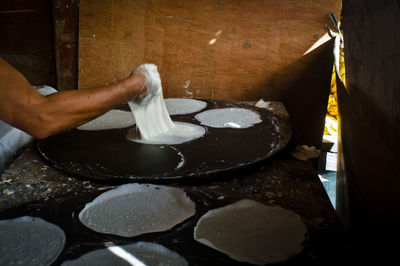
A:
[{"xmin": 0, "ymin": 144, "xmax": 349, "ymax": 265}]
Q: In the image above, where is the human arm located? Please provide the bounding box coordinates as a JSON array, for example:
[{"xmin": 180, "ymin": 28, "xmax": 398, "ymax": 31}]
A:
[{"xmin": 0, "ymin": 57, "xmax": 145, "ymax": 139}]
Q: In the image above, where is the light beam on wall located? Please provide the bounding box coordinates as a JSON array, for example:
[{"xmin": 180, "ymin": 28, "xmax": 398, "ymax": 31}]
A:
[{"xmin": 303, "ymin": 33, "xmax": 331, "ymax": 55}]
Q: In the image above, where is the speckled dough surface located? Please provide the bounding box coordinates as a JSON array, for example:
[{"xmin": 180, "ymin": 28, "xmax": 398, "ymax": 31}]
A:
[
  {"xmin": 0, "ymin": 216, "xmax": 66, "ymax": 266},
  {"xmin": 62, "ymin": 242, "xmax": 188, "ymax": 266},
  {"xmin": 164, "ymin": 98, "xmax": 207, "ymax": 115},
  {"xmin": 195, "ymin": 108, "xmax": 262, "ymax": 128},
  {"xmin": 79, "ymin": 184, "xmax": 196, "ymax": 237},
  {"xmin": 77, "ymin": 110, "xmax": 135, "ymax": 131},
  {"xmin": 193, "ymin": 199, "xmax": 307, "ymax": 265}
]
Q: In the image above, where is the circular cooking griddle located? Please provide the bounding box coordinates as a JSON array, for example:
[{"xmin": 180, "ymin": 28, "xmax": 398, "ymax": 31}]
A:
[{"xmin": 37, "ymin": 99, "xmax": 291, "ymax": 181}]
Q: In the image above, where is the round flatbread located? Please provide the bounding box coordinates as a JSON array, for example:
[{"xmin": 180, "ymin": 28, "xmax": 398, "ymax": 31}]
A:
[
  {"xmin": 193, "ymin": 199, "xmax": 306, "ymax": 265},
  {"xmin": 194, "ymin": 108, "xmax": 262, "ymax": 128},
  {"xmin": 0, "ymin": 216, "xmax": 66, "ymax": 266},
  {"xmin": 165, "ymin": 98, "xmax": 207, "ymax": 115},
  {"xmin": 77, "ymin": 110, "xmax": 135, "ymax": 130},
  {"xmin": 62, "ymin": 242, "xmax": 188, "ymax": 266},
  {"xmin": 79, "ymin": 184, "xmax": 196, "ymax": 237},
  {"xmin": 127, "ymin": 121, "xmax": 206, "ymax": 145}
]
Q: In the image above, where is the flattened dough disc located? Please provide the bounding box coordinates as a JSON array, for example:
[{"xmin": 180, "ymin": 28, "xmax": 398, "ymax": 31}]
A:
[
  {"xmin": 165, "ymin": 98, "xmax": 207, "ymax": 115},
  {"xmin": 62, "ymin": 242, "xmax": 188, "ymax": 266},
  {"xmin": 194, "ymin": 199, "xmax": 307, "ymax": 265},
  {"xmin": 0, "ymin": 216, "xmax": 66, "ymax": 266},
  {"xmin": 77, "ymin": 109, "xmax": 135, "ymax": 131},
  {"xmin": 128, "ymin": 121, "xmax": 206, "ymax": 145},
  {"xmin": 195, "ymin": 107, "xmax": 262, "ymax": 128},
  {"xmin": 79, "ymin": 184, "xmax": 196, "ymax": 237}
]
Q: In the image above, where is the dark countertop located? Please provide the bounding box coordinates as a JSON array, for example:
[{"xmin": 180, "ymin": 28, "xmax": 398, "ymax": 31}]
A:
[{"xmin": 0, "ymin": 143, "xmax": 350, "ymax": 265}]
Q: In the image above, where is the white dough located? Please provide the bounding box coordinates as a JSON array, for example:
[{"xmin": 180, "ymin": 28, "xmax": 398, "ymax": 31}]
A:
[
  {"xmin": 129, "ymin": 94, "xmax": 174, "ymax": 140},
  {"xmin": 77, "ymin": 110, "xmax": 135, "ymax": 130},
  {"xmin": 195, "ymin": 108, "xmax": 262, "ymax": 128},
  {"xmin": 165, "ymin": 98, "xmax": 207, "ymax": 115},
  {"xmin": 79, "ymin": 183, "xmax": 196, "ymax": 237},
  {"xmin": 128, "ymin": 66, "xmax": 205, "ymax": 145},
  {"xmin": 62, "ymin": 242, "xmax": 188, "ymax": 266},
  {"xmin": 0, "ymin": 216, "xmax": 66, "ymax": 266},
  {"xmin": 127, "ymin": 121, "xmax": 205, "ymax": 145},
  {"xmin": 193, "ymin": 199, "xmax": 307, "ymax": 265}
]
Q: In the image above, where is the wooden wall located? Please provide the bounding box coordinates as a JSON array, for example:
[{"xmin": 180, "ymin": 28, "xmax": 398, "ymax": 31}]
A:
[
  {"xmin": 0, "ymin": 0, "xmax": 56, "ymax": 87},
  {"xmin": 78, "ymin": 0, "xmax": 340, "ymax": 100},
  {"xmin": 53, "ymin": 0, "xmax": 79, "ymax": 91},
  {"xmin": 78, "ymin": 0, "xmax": 341, "ymax": 147},
  {"xmin": 338, "ymin": 0, "xmax": 400, "ymax": 258},
  {"xmin": 0, "ymin": 0, "xmax": 341, "ymax": 148}
]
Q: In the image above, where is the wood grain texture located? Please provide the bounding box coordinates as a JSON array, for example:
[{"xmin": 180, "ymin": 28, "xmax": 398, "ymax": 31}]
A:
[
  {"xmin": 53, "ymin": 0, "xmax": 79, "ymax": 91},
  {"xmin": 78, "ymin": 0, "xmax": 340, "ymax": 100}
]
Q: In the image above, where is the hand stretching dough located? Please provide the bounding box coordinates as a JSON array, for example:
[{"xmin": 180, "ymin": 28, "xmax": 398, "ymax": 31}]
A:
[
  {"xmin": 193, "ymin": 199, "xmax": 307, "ymax": 265},
  {"xmin": 79, "ymin": 183, "xmax": 196, "ymax": 237},
  {"xmin": 127, "ymin": 65, "xmax": 205, "ymax": 145},
  {"xmin": 0, "ymin": 216, "xmax": 65, "ymax": 266}
]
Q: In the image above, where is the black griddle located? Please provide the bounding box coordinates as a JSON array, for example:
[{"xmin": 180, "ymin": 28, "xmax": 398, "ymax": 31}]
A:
[
  {"xmin": 0, "ymin": 141, "xmax": 351, "ymax": 266},
  {"xmin": 0, "ymin": 186, "xmax": 306, "ymax": 266},
  {"xmin": 37, "ymin": 99, "xmax": 291, "ymax": 181}
]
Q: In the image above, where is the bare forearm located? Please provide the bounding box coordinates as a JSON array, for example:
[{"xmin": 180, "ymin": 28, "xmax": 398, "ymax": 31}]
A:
[
  {"xmin": 34, "ymin": 77, "xmax": 144, "ymax": 137},
  {"xmin": 0, "ymin": 57, "xmax": 144, "ymax": 138}
]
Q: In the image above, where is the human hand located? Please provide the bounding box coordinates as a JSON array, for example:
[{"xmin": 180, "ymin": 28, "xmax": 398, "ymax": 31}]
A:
[{"xmin": 131, "ymin": 64, "xmax": 162, "ymax": 104}]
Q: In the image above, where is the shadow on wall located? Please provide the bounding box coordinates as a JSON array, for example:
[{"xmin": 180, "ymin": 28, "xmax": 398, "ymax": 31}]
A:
[{"xmin": 262, "ymin": 40, "xmax": 334, "ymax": 149}]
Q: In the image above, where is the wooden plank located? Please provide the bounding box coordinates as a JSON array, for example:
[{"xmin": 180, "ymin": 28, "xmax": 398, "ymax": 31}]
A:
[
  {"xmin": 78, "ymin": 0, "xmax": 340, "ymax": 147},
  {"xmin": 78, "ymin": 0, "xmax": 340, "ymax": 100},
  {"xmin": 53, "ymin": 0, "xmax": 79, "ymax": 91}
]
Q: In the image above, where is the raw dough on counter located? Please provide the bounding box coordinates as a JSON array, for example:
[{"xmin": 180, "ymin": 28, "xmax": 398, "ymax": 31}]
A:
[
  {"xmin": 164, "ymin": 98, "xmax": 207, "ymax": 115},
  {"xmin": 193, "ymin": 199, "xmax": 306, "ymax": 265},
  {"xmin": 0, "ymin": 216, "xmax": 66, "ymax": 266},
  {"xmin": 62, "ymin": 242, "xmax": 188, "ymax": 266},
  {"xmin": 77, "ymin": 110, "xmax": 135, "ymax": 130},
  {"xmin": 195, "ymin": 108, "xmax": 262, "ymax": 128},
  {"xmin": 79, "ymin": 183, "xmax": 196, "ymax": 237}
]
